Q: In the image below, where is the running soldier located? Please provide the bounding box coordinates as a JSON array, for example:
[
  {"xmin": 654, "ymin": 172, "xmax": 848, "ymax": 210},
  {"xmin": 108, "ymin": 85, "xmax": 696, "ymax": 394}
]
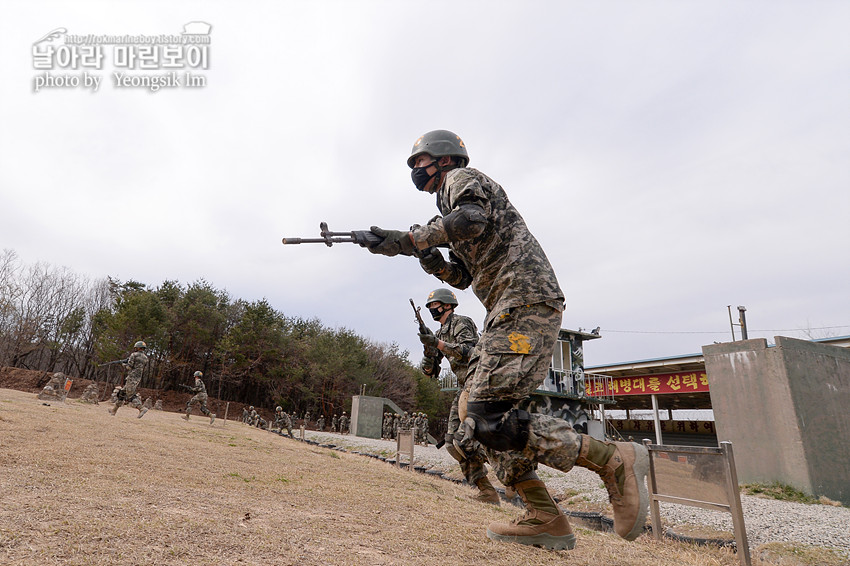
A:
[
  {"xmin": 419, "ymin": 288, "xmax": 499, "ymax": 504},
  {"xmin": 339, "ymin": 411, "xmax": 349, "ymax": 435},
  {"xmin": 366, "ymin": 130, "xmax": 649, "ymax": 550},
  {"xmin": 108, "ymin": 341, "xmax": 150, "ymax": 419},
  {"xmin": 182, "ymin": 371, "xmax": 216, "ymax": 424}
]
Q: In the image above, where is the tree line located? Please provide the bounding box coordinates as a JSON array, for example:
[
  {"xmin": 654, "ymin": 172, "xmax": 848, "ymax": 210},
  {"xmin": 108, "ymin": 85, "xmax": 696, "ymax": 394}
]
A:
[{"xmin": 0, "ymin": 249, "xmax": 449, "ymax": 420}]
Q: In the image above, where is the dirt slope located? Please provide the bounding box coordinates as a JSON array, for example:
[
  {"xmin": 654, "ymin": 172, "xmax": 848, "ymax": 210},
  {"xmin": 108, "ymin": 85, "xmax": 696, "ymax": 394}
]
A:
[{"xmin": 0, "ymin": 387, "xmax": 770, "ymax": 566}]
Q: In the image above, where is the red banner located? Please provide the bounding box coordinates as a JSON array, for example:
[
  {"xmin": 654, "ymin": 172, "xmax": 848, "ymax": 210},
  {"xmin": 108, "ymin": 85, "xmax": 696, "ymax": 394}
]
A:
[
  {"xmin": 611, "ymin": 419, "xmax": 716, "ymax": 435},
  {"xmin": 585, "ymin": 371, "xmax": 710, "ymax": 397}
]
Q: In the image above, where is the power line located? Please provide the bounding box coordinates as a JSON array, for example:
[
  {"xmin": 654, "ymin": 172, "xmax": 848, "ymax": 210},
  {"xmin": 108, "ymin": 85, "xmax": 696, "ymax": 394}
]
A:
[{"xmin": 601, "ymin": 325, "xmax": 849, "ymax": 335}]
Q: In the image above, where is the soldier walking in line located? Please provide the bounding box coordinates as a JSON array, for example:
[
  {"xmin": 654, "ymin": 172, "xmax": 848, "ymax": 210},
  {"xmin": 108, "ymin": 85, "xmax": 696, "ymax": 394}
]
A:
[
  {"xmin": 339, "ymin": 411, "xmax": 349, "ymax": 435},
  {"xmin": 331, "ymin": 413, "xmax": 339, "ymax": 433},
  {"xmin": 420, "ymin": 413, "xmax": 429, "ymax": 446},
  {"xmin": 108, "ymin": 341, "xmax": 150, "ymax": 419},
  {"xmin": 317, "ymin": 415, "xmax": 325, "ymax": 432},
  {"xmin": 365, "ymin": 130, "xmax": 649, "ymax": 550},
  {"xmin": 181, "ymin": 371, "xmax": 216, "ymax": 424}
]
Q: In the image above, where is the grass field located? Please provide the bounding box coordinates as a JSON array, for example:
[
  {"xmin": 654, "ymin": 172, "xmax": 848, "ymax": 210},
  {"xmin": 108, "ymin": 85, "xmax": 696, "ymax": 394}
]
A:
[{"xmin": 0, "ymin": 388, "xmax": 832, "ymax": 566}]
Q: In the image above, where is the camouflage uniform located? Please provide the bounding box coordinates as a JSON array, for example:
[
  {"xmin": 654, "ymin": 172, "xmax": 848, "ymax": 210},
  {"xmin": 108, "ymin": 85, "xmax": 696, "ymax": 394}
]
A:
[
  {"xmin": 413, "ymin": 413, "xmax": 422, "ymax": 443},
  {"xmin": 425, "ymin": 311, "xmax": 491, "ymax": 484},
  {"xmin": 331, "ymin": 414, "xmax": 339, "ymax": 433},
  {"xmin": 111, "ymin": 349, "xmax": 148, "ymax": 415},
  {"xmin": 411, "ymin": 167, "xmax": 578, "ymax": 487},
  {"xmin": 184, "ymin": 376, "xmax": 213, "ymax": 419},
  {"xmin": 420, "ymin": 413, "xmax": 429, "ymax": 446},
  {"xmin": 283, "ymin": 411, "xmax": 293, "ymax": 437},
  {"xmin": 317, "ymin": 415, "xmax": 325, "ymax": 432}
]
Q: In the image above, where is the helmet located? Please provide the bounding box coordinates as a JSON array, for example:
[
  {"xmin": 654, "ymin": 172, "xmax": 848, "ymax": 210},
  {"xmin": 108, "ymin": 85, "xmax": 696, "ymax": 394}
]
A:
[
  {"xmin": 407, "ymin": 130, "xmax": 469, "ymax": 169},
  {"xmin": 427, "ymin": 288, "xmax": 458, "ymax": 307},
  {"xmin": 134, "ymin": 341, "xmax": 147, "ymax": 349},
  {"xmin": 276, "ymin": 406, "xmax": 282, "ymax": 412},
  {"xmin": 249, "ymin": 406, "xmax": 254, "ymax": 411},
  {"xmin": 193, "ymin": 371, "xmax": 203, "ymax": 378}
]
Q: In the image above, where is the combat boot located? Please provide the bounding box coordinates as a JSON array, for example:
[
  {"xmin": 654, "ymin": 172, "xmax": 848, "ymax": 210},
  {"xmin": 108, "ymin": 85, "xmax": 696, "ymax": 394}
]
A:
[
  {"xmin": 486, "ymin": 479, "xmax": 576, "ymax": 550},
  {"xmin": 137, "ymin": 407, "xmax": 149, "ymax": 419},
  {"xmin": 575, "ymin": 435, "xmax": 649, "ymax": 541},
  {"xmin": 108, "ymin": 404, "xmax": 118, "ymax": 416},
  {"xmin": 209, "ymin": 413, "xmax": 216, "ymax": 425},
  {"xmin": 471, "ymin": 476, "xmax": 500, "ymax": 506},
  {"xmin": 182, "ymin": 413, "xmax": 190, "ymax": 421}
]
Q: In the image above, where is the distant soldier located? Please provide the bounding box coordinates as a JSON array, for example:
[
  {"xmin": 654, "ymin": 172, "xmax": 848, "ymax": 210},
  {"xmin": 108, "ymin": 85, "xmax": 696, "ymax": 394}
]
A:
[
  {"xmin": 248, "ymin": 406, "xmax": 259, "ymax": 426},
  {"xmin": 108, "ymin": 341, "xmax": 150, "ymax": 419},
  {"xmin": 274, "ymin": 406, "xmax": 285, "ymax": 432},
  {"xmin": 339, "ymin": 411, "xmax": 349, "ymax": 435},
  {"xmin": 282, "ymin": 410, "xmax": 293, "ymax": 437},
  {"xmin": 420, "ymin": 413, "xmax": 429, "ymax": 446},
  {"xmin": 382, "ymin": 412, "xmax": 392, "ymax": 439},
  {"xmin": 331, "ymin": 414, "xmax": 339, "ymax": 433},
  {"xmin": 242, "ymin": 406, "xmax": 251, "ymax": 424},
  {"xmin": 392, "ymin": 413, "xmax": 399, "ymax": 439},
  {"xmin": 304, "ymin": 411, "xmax": 311, "ymax": 425},
  {"xmin": 181, "ymin": 371, "xmax": 216, "ymax": 425},
  {"xmin": 413, "ymin": 412, "xmax": 423, "ymax": 443},
  {"xmin": 317, "ymin": 415, "xmax": 325, "ymax": 432}
]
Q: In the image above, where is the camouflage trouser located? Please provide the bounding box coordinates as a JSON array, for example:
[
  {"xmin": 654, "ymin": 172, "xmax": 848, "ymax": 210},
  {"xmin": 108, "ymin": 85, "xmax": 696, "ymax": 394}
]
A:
[
  {"xmin": 115, "ymin": 376, "xmax": 143, "ymax": 409},
  {"xmin": 447, "ymin": 389, "xmax": 489, "ymax": 484},
  {"xmin": 186, "ymin": 393, "xmax": 211, "ymax": 416},
  {"xmin": 465, "ymin": 302, "xmax": 582, "ymax": 486}
]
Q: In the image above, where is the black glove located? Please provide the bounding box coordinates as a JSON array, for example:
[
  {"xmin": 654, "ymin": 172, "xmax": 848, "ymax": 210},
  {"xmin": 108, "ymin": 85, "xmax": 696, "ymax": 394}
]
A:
[
  {"xmin": 419, "ymin": 247, "xmax": 446, "ymax": 275},
  {"xmin": 418, "ymin": 332, "xmax": 439, "ymax": 350},
  {"xmin": 367, "ymin": 226, "xmax": 416, "ymax": 257},
  {"xmin": 420, "ymin": 356, "xmax": 440, "ymax": 377}
]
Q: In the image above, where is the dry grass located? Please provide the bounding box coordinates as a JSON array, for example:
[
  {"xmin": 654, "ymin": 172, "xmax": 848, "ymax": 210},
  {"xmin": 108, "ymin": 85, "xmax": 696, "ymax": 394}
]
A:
[{"xmin": 0, "ymin": 389, "xmax": 787, "ymax": 565}]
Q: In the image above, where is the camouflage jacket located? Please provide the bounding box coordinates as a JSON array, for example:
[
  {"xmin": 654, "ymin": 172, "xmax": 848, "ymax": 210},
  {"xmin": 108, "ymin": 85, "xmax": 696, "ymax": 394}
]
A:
[
  {"xmin": 123, "ymin": 351, "xmax": 149, "ymax": 382},
  {"xmin": 411, "ymin": 168, "xmax": 564, "ymax": 325},
  {"xmin": 190, "ymin": 377, "xmax": 207, "ymax": 395}
]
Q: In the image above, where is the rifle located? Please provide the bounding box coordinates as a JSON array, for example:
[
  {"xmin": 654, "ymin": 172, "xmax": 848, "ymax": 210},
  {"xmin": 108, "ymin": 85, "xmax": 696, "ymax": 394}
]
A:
[
  {"xmin": 179, "ymin": 384, "xmax": 195, "ymax": 391},
  {"xmin": 98, "ymin": 358, "xmax": 128, "ymax": 368},
  {"xmin": 410, "ymin": 299, "xmax": 440, "ymax": 359},
  {"xmin": 282, "ymin": 222, "xmax": 382, "ymax": 247}
]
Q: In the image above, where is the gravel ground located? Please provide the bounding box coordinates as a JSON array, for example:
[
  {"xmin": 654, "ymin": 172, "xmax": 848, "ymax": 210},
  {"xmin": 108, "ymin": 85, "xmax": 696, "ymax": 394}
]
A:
[{"xmin": 302, "ymin": 430, "xmax": 850, "ymax": 559}]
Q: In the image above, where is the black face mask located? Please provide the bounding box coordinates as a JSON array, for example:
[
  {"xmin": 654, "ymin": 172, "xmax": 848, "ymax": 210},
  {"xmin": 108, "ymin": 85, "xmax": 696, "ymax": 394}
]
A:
[
  {"xmin": 428, "ymin": 306, "xmax": 443, "ymax": 321},
  {"xmin": 411, "ymin": 165, "xmax": 437, "ymax": 191}
]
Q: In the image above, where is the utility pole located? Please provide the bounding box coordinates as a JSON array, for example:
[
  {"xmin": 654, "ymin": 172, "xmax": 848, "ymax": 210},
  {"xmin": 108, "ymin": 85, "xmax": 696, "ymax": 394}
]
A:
[
  {"xmin": 737, "ymin": 306, "xmax": 749, "ymax": 340},
  {"xmin": 727, "ymin": 305, "xmax": 736, "ymax": 341}
]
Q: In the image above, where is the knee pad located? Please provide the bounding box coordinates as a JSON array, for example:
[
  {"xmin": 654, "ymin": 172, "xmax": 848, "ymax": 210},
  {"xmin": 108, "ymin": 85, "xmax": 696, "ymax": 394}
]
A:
[{"xmin": 466, "ymin": 400, "xmax": 530, "ymax": 452}]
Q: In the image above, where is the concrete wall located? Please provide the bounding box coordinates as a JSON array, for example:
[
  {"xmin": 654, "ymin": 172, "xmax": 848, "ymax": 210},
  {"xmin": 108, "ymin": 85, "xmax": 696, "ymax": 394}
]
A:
[
  {"xmin": 350, "ymin": 395, "xmax": 384, "ymax": 439},
  {"xmin": 703, "ymin": 336, "xmax": 850, "ymax": 503}
]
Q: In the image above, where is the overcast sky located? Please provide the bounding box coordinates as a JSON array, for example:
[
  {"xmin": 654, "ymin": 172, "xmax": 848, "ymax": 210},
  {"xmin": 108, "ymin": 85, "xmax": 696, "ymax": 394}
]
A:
[{"xmin": 1, "ymin": 1, "xmax": 848, "ymax": 369}]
